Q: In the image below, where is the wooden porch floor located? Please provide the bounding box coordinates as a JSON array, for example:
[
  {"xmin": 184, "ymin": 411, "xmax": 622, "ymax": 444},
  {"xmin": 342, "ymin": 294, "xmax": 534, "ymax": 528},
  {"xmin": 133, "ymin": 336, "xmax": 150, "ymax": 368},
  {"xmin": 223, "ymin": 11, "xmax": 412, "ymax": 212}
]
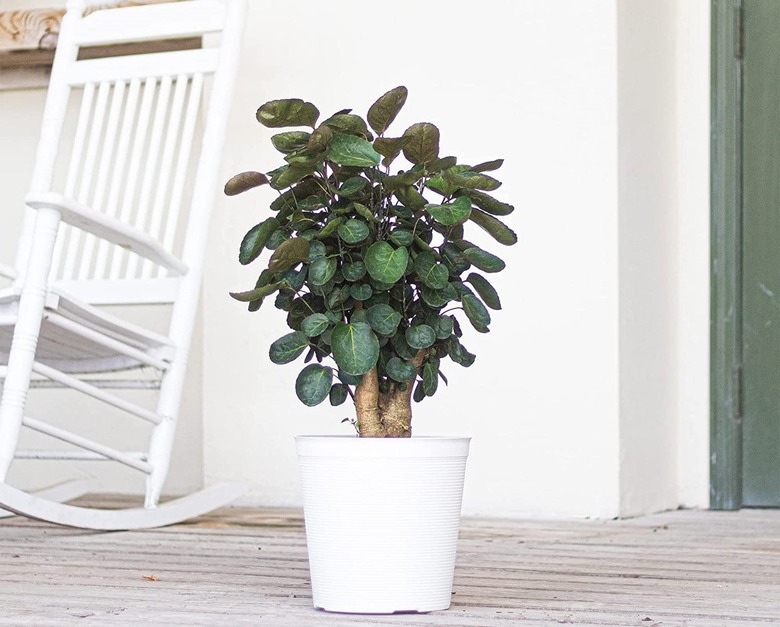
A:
[{"xmin": 1, "ymin": 502, "xmax": 779, "ymax": 626}]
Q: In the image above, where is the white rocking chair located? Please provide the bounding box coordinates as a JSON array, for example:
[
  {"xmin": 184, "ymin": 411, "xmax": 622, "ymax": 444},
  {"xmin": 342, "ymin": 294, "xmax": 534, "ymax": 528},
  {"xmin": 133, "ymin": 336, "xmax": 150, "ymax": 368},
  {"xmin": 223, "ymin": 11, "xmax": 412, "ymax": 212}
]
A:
[{"xmin": 0, "ymin": 0, "xmax": 248, "ymax": 529}]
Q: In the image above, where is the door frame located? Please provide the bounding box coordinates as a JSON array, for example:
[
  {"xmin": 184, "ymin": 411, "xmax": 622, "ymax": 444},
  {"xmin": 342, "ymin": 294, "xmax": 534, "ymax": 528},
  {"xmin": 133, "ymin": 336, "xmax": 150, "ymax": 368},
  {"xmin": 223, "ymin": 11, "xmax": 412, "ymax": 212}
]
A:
[{"xmin": 711, "ymin": 0, "xmax": 743, "ymax": 509}]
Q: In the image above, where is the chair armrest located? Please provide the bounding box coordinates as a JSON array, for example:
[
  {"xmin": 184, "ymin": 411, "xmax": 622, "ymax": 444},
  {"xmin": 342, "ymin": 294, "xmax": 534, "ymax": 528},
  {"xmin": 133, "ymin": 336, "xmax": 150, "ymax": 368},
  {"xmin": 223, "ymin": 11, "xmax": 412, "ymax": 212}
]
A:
[
  {"xmin": 25, "ymin": 192, "xmax": 188, "ymax": 276},
  {"xmin": 0, "ymin": 264, "xmax": 18, "ymax": 281}
]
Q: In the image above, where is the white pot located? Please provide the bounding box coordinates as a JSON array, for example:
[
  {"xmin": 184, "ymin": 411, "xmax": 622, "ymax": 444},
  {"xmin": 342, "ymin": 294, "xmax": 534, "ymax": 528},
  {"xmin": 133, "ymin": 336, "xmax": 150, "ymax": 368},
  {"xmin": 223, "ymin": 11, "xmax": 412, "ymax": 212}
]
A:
[{"xmin": 295, "ymin": 435, "xmax": 471, "ymax": 614}]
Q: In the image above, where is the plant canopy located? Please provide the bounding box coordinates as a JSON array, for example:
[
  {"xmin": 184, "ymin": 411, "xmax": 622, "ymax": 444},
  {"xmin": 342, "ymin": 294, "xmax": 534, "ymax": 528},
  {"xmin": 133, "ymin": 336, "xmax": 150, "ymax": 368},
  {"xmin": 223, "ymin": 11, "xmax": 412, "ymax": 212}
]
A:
[{"xmin": 226, "ymin": 86, "xmax": 516, "ymax": 437}]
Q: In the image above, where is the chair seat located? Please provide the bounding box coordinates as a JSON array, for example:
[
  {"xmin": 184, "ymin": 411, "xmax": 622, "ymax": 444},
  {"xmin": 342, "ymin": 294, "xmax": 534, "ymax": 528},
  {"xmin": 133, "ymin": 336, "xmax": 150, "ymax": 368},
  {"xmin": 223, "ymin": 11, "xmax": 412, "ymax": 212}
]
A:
[{"xmin": 0, "ymin": 286, "xmax": 175, "ymax": 374}]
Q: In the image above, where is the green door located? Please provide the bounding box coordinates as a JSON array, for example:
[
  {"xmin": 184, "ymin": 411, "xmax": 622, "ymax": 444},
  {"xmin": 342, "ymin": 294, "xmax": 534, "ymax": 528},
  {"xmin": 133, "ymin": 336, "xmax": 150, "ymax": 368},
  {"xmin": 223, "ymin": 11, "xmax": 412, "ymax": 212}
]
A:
[{"xmin": 742, "ymin": 0, "xmax": 780, "ymax": 506}]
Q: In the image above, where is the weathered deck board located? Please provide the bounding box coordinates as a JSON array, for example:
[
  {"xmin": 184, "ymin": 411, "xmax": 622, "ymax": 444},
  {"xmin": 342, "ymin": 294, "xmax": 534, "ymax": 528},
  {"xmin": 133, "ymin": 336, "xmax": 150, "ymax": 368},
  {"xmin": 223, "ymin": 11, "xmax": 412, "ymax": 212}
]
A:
[{"xmin": 1, "ymin": 503, "xmax": 779, "ymax": 626}]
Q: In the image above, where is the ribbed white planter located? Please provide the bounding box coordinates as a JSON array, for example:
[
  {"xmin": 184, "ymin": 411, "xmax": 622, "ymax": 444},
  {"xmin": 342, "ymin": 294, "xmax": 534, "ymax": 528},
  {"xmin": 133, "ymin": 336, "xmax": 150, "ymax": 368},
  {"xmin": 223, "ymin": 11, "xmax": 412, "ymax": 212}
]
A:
[{"xmin": 296, "ymin": 435, "xmax": 471, "ymax": 614}]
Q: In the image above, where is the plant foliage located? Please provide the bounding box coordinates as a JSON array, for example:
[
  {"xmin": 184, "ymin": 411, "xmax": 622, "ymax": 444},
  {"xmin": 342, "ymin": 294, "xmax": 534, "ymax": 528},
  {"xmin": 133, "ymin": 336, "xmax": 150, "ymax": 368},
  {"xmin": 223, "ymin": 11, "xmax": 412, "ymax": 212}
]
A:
[{"xmin": 226, "ymin": 86, "xmax": 516, "ymax": 430}]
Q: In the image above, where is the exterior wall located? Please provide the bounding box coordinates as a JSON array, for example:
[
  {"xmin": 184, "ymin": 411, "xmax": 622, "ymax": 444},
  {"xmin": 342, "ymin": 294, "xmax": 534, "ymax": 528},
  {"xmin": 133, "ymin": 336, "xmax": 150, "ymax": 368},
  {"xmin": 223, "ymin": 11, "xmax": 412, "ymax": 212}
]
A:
[{"xmin": 0, "ymin": 0, "xmax": 712, "ymax": 518}]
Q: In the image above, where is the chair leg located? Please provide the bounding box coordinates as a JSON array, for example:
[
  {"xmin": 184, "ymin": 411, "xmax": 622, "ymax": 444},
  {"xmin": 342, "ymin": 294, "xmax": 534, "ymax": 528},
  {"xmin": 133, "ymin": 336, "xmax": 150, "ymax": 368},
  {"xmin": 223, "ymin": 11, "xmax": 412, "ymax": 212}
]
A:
[{"xmin": 0, "ymin": 209, "xmax": 61, "ymax": 482}]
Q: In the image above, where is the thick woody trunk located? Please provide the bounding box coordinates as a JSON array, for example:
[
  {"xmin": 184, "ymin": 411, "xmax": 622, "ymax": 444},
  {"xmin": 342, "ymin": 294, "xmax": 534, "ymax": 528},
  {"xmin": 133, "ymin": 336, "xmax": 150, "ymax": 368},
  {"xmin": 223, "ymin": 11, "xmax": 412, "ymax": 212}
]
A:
[{"xmin": 354, "ymin": 349, "xmax": 427, "ymax": 437}]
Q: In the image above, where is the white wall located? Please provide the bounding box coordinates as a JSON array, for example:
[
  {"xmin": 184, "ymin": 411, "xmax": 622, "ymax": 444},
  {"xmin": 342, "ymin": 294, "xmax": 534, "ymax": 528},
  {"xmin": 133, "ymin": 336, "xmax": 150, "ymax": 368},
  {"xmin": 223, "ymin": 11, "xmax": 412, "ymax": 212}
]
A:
[
  {"xmin": 205, "ymin": 0, "xmax": 623, "ymax": 519},
  {"xmin": 0, "ymin": 0, "xmax": 711, "ymax": 519}
]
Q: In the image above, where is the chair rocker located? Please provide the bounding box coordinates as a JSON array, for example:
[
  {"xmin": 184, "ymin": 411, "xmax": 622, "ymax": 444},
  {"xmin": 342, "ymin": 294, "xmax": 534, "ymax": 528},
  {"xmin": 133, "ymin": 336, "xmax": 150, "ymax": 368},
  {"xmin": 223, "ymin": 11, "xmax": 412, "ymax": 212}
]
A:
[{"xmin": 0, "ymin": 0, "xmax": 248, "ymax": 530}]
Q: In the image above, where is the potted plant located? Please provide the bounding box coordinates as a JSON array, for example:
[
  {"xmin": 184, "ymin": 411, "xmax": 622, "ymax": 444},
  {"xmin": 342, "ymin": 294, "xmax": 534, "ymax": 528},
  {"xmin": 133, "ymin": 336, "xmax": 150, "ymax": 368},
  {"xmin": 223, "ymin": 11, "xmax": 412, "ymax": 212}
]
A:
[{"xmin": 225, "ymin": 86, "xmax": 516, "ymax": 614}]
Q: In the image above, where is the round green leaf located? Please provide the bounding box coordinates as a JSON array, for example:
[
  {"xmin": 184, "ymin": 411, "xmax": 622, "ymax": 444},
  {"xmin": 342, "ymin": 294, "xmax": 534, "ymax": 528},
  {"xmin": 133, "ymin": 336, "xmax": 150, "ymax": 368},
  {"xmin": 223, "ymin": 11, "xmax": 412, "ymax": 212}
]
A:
[
  {"xmin": 342, "ymin": 261, "xmax": 366, "ymax": 282},
  {"xmin": 271, "ymin": 131, "xmax": 311, "ymax": 154},
  {"xmin": 366, "ymin": 303, "xmax": 402, "ymax": 336},
  {"xmin": 316, "ymin": 216, "xmax": 344, "ymax": 240},
  {"xmin": 389, "ymin": 229, "xmax": 414, "ymax": 247},
  {"xmin": 406, "ymin": 324, "xmax": 436, "ymax": 349},
  {"xmin": 329, "ymin": 383, "xmax": 349, "ymax": 406},
  {"xmin": 326, "ymin": 133, "xmax": 381, "ymax": 167},
  {"xmin": 462, "ymin": 247, "xmax": 506, "ymax": 273},
  {"xmin": 448, "ymin": 336, "xmax": 476, "ymax": 367},
  {"xmin": 301, "ymin": 313, "xmax": 330, "ymax": 337},
  {"xmin": 414, "ymin": 251, "xmax": 449, "ymax": 290},
  {"xmin": 350, "ymin": 283, "xmax": 372, "ymax": 301},
  {"xmin": 308, "ymin": 240, "xmax": 327, "ymax": 261},
  {"xmin": 466, "ymin": 273, "xmax": 502, "ymax": 310},
  {"xmin": 365, "ymin": 241, "xmax": 409, "ymax": 284},
  {"xmin": 420, "ymin": 284, "xmax": 457, "ymax": 309},
  {"xmin": 422, "ymin": 362, "xmax": 439, "ymax": 396},
  {"xmin": 339, "ymin": 176, "xmax": 368, "ymax": 197},
  {"xmin": 462, "ymin": 293, "xmax": 492, "ymax": 332},
  {"xmin": 295, "ymin": 364, "xmax": 332, "ymax": 407},
  {"xmin": 338, "ymin": 219, "xmax": 370, "ymax": 245},
  {"xmin": 392, "ymin": 333, "xmax": 417, "ymax": 360},
  {"xmin": 269, "ymin": 331, "xmax": 309, "ymax": 364},
  {"xmin": 434, "ymin": 315, "xmax": 455, "ymax": 340},
  {"xmin": 331, "ymin": 322, "xmax": 380, "ymax": 375},
  {"xmin": 257, "ymin": 98, "xmax": 319, "ymax": 128},
  {"xmin": 309, "ymin": 256, "xmax": 337, "ymax": 286},
  {"xmin": 386, "ymin": 357, "xmax": 417, "ymax": 383},
  {"xmin": 425, "ymin": 196, "xmax": 472, "ymax": 226}
]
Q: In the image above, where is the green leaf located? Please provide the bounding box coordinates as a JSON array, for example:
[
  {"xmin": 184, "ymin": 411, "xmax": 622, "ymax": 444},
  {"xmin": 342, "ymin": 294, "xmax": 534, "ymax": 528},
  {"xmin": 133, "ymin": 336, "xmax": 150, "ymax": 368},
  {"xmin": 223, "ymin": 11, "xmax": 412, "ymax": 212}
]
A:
[
  {"xmin": 386, "ymin": 357, "xmax": 417, "ymax": 383},
  {"xmin": 268, "ymin": 238, "xmax": 311, "ymax": 273},
  {"xmin": 462, "ymin": 247, "xmax": 506, "ymax": 273},
  {"xmin": 301, "ymin": 313, "xmax": 330, "ymax": 337},
  {"xmin": 471, "ymin": 158, "xmax": 504, "ymax": 173},
  {"xmin": 413, "ymin": 381, "xmax": 426, "ymax": 403},
  {"xmin": 342, "ymin": 261, "xmax": 366, "ymax": 282},
  {"xmin": 392, "ymin": 333, "xmax": 417, "ymax": 360},
  {"xmin": 434, "ymin": 315, "xmax": 455, "ymax": 339},
  {"xmin": 462, "ymin": 293, "xmax": 491, "ymax": 332},
  {"xmin": 382, "ymin": 170, "xmax": 424, "ymax": 191},
  {"xmin": 469, "ymin": 208, "xmax": 518, "ymax": 246},
  {"xmin": 338, "ymin": 370, "xmax": 361, "ymax": 386},
  {"xmin": 442, "ymin": 169, "xmax": 502, "ymax": 191},
  {"xmin": 422, "ymin": 362, "xmax": 438, "ymax": 396},
  {"xmin": 308, "ymin": 240, "xmax": 327, "ymax": 261},
  {"xmin": 420, "ymin": 284, "xmax": 456, "ymax": 308},
  {"xmin": 339, "ymin": 177, "xmax": 368, "ymax": 197},
  {"xmin": 406, "ymin": 324, "xmax": 436, "ymax": 349},
  {"xmin": 225, "ymin": 171, "xmax": 269, "ymax": 196},
  {"xmin": 338, "ymin": 219, "xmax": 370, "ymax": 245},
  {"xmin": 295, "ymin": 364, "xmax": 332, "ymax": 407},
  {"xmin": 402, "ymin": 122, "xmax": 440, "ymax": 166},
  {"xmin": 316, "ymin": 216, "xmax": 344, "ymax": 240},
  {"xmin": 350, "ymin": 283, "xmax": 372, "ymax": 301},
  {"xmin": 322, "ymin": 113, "xmax": 371, "ymax": 138},
  {"xmin": 448, "ymin": 336, "xmax": 476, "ymax": 367},
  {"xmin": 271, "ymin": 131, "xmax": 311, "ymax": 154},
  {"xmin": 352, "ymin": 202, "xmax": 375, "ymax": 223},
  {"xmin": 239, "ymin": 217, "xmax": 280, "ymax": 265},
  {"xmin": 257, "ymin": 98, "xmax": 319, "ymax": 128},
  {"xmin": 306, "ymin": 125, "xmax": 334, "ymax": 153},
  {"xmin": 364, "ymin": 241, "xmax": 409, "ymax": 283},
  {"xmin": 269, "ymin": 331, "xmax": 309, "ymax": 364},
  {"xmin": 367, "ymin": 86, "xmax": 408, "ymax": 135},
  {"xmin": 326, "ymin": 133, "xmax": 381, "ymax": 167},
  {"xmin": 466, "ymin": 273, "xmax": 502, "ymax": 310},
  {"xmin": 308, "ymin": 256, "xmax": 337, "ymax": 286},
  {"xmin": 414, "ymin": 251, "xmax": 449, "ymax": 290},
  {"xmin": 425, "ymin": 196, "xmax": 472, "ymax": 226},
  {"xmin": 329, "ymin": 383, "xmax": 349, "ymax": 406},
  {"xmin": 389, "ymin": 229, "xmax": 414, "ymax": 247},
  {"xmin": 394, "ymin": 185, "xmax": 427, "ymax": 211},
  {"xmin": 331, "ymin": 322, "xmax": 380, "ymax": 375},
  {"xmin": 463, "ymin": 189, "xmax": 514, "ymax": 216},
  {"xmin": 427, "ymin": 165, "xmax": 469, "ymax": 196},
  {"xmin": 271, "ymin": 164, "xmax": 316, "ymax": 190},
  {"xmin": 229, "ymin": 280, "xmax": 283, "ymax": 303},
  {"xmin": 373, "ymin": 136, "xmax": 411, "ymax": 166},
  {"xmin": 366, "ymin": 303, "xmax": 402, "ymax": 336}
]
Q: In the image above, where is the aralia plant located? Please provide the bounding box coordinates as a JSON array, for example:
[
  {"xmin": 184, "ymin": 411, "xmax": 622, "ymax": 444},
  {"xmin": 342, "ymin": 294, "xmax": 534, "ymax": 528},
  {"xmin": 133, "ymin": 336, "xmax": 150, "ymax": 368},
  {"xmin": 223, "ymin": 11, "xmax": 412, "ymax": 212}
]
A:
[{"xmin": 226, "ymin": 86, "xmax": 516, "ymax": 437}]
